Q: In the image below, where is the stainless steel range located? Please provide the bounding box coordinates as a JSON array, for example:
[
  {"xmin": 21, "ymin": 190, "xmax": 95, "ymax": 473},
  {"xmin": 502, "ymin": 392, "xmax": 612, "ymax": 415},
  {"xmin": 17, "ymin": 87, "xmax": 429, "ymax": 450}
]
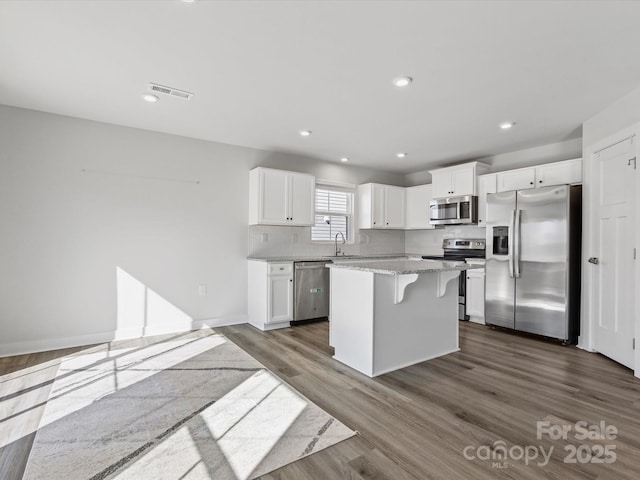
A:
[{"xmin": 422, "ymin": 238, "xmax": 486, "ymax": 320}]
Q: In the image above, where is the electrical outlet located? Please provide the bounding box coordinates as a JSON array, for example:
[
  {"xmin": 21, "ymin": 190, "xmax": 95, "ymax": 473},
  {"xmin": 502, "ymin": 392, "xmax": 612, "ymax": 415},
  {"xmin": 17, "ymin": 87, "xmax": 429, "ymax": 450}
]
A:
[
  {"xmin": 261, "ymin": 233, "xmax": 268, "ymax": 243},
  {"xmin": 198, "ymin": 284, "xmax": 207, "ymax": 297}
]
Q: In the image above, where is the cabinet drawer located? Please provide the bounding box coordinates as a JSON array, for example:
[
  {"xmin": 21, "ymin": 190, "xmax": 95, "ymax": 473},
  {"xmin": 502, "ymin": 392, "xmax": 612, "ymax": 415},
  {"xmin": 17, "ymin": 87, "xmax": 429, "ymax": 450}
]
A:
[{"xmin": 268, "ymin": 263, "xmax": 293, "ymax": 275}]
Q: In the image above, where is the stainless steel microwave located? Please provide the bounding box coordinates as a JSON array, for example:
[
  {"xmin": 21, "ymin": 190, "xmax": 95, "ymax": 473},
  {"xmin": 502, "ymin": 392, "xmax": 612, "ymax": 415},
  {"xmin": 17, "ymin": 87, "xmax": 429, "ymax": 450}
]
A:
[{"xmin": 429, "ymin": 195, "xmax": 478, "ymax": 225}]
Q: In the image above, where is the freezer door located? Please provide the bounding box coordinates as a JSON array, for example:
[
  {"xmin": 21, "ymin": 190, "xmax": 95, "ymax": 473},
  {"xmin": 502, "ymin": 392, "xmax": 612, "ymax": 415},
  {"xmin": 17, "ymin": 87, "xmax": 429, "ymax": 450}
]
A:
[
  {"xmin": 515, "ymin": 186, "xmax": 569, "ymax": 339},
  {"xmin": 485, "ymin": 191, "xmax": 516, "ymax": 329}
]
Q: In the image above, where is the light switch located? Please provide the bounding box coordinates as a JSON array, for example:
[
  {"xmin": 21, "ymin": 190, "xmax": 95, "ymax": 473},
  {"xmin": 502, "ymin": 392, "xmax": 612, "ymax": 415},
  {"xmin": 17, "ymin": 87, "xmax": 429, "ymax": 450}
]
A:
[{"xmin": 198, "ymin": 284, "xmax": 207, "ymax": 297}]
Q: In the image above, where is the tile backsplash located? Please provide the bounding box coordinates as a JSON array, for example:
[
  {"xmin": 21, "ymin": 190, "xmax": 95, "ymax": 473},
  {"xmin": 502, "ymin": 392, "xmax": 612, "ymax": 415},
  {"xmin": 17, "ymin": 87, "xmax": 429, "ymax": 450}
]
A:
[
  {"xmin": 249, "ymin": 225, "xmax": 486, "ymax": 258},
  {"xmin": 249, "ymin": 225, "xmax": 406, "ymax": 257},
  {"xmin": 405, "ymin": 226, "xmax": 487, "ymax": 255}
]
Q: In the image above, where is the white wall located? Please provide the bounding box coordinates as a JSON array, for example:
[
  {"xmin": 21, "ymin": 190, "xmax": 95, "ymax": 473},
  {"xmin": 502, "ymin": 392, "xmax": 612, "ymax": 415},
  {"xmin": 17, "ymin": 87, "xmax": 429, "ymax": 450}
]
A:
[
  {"xmin": 583, "ymin": 84, "xmax": 640, "ymax": 144},
  {"xmin": 0, "ymin": 105, "xmax": 403, "ymax": 356}
]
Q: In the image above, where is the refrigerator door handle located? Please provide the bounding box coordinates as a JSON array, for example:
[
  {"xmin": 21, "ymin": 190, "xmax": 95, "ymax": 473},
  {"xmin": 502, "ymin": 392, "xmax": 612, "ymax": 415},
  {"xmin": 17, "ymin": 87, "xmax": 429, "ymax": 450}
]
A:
[
  {"xmin": 508, "ymin": 209, "xmax": 515, "ymax": 278},
  {"xmin": 514, "ymin": 209, "xmax": 522, "ymax": 278}
]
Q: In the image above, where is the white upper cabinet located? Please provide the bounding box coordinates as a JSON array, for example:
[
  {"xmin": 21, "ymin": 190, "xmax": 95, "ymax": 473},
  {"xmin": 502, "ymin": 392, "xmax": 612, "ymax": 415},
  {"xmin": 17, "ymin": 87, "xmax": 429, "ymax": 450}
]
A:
[
  {"xmin": 535, "ymin": 158, "xmax": 582, "ymax": 187},
  {"xmin": 496, "ymin": 158, "xmax": 582, "ymax": 193},
  {"xmin": 430, "ymin": 162, "xmax": 490, "ymax": 199},
  {"xmin": 496, "ymin": 168, "xmax": 536, "ymax": 192},
  {"xmin": 357, "ymin": 183, "xmax": 405, "ymax": 229},
  {"xmin": 405, "ymin": 184, "xmax": 435, "ymax": 230},
  {"xmin": 249, "ymin": 167, "xmax": 315, "ymax": 226},
  {"xmin": 477, "ymin": 174, "xmax": 497, "ymax": 227}
]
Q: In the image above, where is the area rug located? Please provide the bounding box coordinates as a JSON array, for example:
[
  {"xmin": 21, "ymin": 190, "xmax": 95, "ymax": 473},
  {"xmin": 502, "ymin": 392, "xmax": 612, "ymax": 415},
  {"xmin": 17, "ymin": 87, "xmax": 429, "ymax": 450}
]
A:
[{"xmin": 22, "ymin": 331, "xmax": 355, "ymax": 479}]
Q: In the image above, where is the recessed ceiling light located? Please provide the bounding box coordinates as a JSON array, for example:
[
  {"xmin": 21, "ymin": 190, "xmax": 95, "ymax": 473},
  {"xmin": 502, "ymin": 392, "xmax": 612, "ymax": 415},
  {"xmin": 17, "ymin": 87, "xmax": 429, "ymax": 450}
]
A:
[
  {"xmin": 181, "ymin": 0, "xmax": 197, "ymax": 3},
  {"xmin": 396, "ymin": 152, "xmax": 407, "ymax": 158},
  {"xmin": 142, "ymin": 94, "xmax": 159, "ymax": 103},
  {"xmin": 299, "ymin": 130, "xmax": 312, "ymax": 137},
  {"xmin": 340, "ymin": 157, "xmax": 349, "ymax": 162},
  {"xmin": 499, "ymin": 121, "xmax": 515, "ymax": 130},
  {"xmin": 392, "ymin": 76, "xmax": 413, "ymax": 87}
]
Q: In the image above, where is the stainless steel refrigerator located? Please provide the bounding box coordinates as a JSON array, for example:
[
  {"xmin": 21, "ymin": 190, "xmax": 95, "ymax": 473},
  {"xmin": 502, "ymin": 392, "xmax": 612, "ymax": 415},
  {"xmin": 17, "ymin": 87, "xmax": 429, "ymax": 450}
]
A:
[{"xmin": 485, "ymin": 185, "xmax": 581, "ymax": 343}]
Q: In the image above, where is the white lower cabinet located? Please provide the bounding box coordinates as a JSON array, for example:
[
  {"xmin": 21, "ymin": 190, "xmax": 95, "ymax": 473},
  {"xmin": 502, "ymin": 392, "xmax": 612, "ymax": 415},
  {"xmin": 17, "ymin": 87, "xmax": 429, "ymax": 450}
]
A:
[
  {"xmin": 248, "ymin": 261, "xmax": 293, "ymax": 331},
  {"xmin": 466, "ymin": 268, "xmax": 485, "ymax": 324}
]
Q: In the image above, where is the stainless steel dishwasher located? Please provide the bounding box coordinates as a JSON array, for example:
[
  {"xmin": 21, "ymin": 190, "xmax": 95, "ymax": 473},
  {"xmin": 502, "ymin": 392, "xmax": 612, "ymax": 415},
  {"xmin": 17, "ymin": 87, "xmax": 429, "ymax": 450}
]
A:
[{"xmin": 292, "ymin": 261, "xmax": 331, "ymax": 323}]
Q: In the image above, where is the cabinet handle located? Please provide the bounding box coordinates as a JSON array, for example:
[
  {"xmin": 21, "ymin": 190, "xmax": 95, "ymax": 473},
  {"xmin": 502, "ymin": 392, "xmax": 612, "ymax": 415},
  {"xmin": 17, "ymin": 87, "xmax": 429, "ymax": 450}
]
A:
[
  {"xmin": 529, "ymin": 182, "xmax": 533, "ymax": 185},
  {"xmin": 539, "ymin": 180, "xmax": 543, "ymax": 184},
  {"xmin": 289, "ymin": 279, "xmax": 293, "ymax": 282}
]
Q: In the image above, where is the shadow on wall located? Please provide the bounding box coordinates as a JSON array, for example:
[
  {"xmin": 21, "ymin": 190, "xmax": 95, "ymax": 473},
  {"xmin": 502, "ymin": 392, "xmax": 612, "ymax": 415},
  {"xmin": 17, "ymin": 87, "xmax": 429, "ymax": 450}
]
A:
[{"xmin": 116, "ymin": 267, "xmax": 195, "ymax": 340}]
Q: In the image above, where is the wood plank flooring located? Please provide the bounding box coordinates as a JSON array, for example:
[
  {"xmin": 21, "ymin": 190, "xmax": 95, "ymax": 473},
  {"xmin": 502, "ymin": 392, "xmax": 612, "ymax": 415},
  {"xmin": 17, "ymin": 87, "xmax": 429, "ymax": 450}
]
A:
[{"xmin": 2, "ymin": 322, "xmax": 640, "ymax": 479}]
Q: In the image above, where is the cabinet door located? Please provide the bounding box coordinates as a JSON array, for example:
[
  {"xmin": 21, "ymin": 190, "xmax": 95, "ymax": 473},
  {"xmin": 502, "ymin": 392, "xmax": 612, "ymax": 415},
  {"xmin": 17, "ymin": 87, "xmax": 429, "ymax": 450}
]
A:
[
  {"xmin": 451, "ymin": 168, "xmax": 475, "ymax": 196},
  {"xmin": 477, "ymin": 174, "xmax": 496, "ymax": 227},
  {"xmin": 289, "ymin": 173, "xmax": 315, "ymax": 225},
  {"xmin": 496, "ymin": 168, "xmax": 536, "ymax": 192},
  {"xmin": 466, "ymin": 270, "xmax": 485, "ymax": 320},
  {"xmin": 384, "ymin": 186, "xmax": 405, "ymax": 228},
  {"xmin": 431, "ymin": 171, "xmax": 452, "ymax": 199},
  {"xmin": 268, "ymin": 274, "xmax": 293, "ymax": 323},
  {"xmin": 371, "ymin": 184, "xmax": 386, "ymax": 228},
  {"xmin": 260, "ymin": 169, "xmax": 289, "ymax": 224},
  {"xmin": 535, "ymin": 158, "xmax": 582, "ymax": 188},
  {"xmin": 405, "ymin": 184, "xmax": 434, "ymax": 229}
]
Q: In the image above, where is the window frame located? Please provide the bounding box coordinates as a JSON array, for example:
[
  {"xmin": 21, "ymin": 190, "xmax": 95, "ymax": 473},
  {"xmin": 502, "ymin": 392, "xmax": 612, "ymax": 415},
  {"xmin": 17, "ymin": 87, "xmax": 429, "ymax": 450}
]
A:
[{"xmin": 311, "ymin": 183, "xmax": 355, "ymax": 244}]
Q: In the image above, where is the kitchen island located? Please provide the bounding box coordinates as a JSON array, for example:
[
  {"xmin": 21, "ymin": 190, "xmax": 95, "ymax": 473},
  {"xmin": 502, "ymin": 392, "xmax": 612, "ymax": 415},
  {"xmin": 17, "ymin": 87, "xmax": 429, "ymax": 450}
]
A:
[{"xmin": 327, "ymin": 259, "xmax": 479, "ymax": 377}]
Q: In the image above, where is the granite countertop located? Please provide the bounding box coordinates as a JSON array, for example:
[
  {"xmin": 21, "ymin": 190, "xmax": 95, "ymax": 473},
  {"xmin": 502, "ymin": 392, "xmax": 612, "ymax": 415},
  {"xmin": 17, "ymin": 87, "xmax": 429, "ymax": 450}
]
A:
[
  {"xmin": 327, "ymin": 258, "xmax": 483, "ymax": 275},
  {"xmin": 247, "ymin": 253, "xmax": 417, "ymax": 262}
]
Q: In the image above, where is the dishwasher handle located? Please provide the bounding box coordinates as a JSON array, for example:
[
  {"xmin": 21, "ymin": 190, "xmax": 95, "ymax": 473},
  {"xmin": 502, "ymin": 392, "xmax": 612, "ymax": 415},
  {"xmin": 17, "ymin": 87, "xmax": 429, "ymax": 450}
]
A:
[{"xmin": 294, "ymin": 262, "xmax": 332, "ymax": 270}]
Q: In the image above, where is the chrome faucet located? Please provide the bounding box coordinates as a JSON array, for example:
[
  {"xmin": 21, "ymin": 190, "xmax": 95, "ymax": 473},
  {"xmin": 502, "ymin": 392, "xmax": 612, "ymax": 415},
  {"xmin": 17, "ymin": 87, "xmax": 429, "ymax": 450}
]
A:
[{"xmin": 334, "ymin": 232, "xmax": 346, "ymax": 256}]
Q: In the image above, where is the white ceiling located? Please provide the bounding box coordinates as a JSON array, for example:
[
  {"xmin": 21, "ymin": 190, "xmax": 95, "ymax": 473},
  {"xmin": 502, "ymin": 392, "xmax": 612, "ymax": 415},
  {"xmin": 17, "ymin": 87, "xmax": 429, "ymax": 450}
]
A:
[{"xmin": 2, "ymin": 1, "xmax": 640, "ymax": 174}]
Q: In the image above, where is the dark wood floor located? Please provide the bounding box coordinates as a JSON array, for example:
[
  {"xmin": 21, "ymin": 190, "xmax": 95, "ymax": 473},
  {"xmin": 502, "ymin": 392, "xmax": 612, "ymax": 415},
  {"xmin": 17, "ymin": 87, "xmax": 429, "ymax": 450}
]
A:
[
  {"xmin": 220, "ymin": 321, "xmax": 640, "ymax": 480},
  {"xmin": 2, "ymin": 322, "xmax": 640, "ymax": 479}
]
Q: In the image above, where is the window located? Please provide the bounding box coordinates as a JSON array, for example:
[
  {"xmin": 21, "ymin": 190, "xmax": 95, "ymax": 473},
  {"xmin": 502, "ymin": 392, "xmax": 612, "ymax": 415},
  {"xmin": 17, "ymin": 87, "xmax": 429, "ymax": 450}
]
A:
[{"xmin": 311, "ymin": 186, "xmax": 354, "ymax": 242}]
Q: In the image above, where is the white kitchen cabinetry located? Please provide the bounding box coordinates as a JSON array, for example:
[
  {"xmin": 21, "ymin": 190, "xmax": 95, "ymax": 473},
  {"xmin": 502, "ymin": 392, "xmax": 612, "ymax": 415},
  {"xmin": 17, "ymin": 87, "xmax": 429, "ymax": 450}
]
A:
[
  {"xmin": 496, "ymin": 158, "xmax": 582, "ymax": 193},
  {"xmin": 430, "ymin": 162, "xmax": 490, "ymax": 199},
  {"xmin": 535, "ymin": 158, "xmax": 582, "ymax": 187},
  {"xmin": 357, "ymin": 183, "xmax": 406, "ymax": 229},
  {"xmin": 249, "ymin": 167, "xmax": 315, "ymax": 226},
  {"xmin": 496, "ymin": 168, "xmax": 536, "ymax": 192},
  {"xmin": 248, "ymin": 261, "xmax": 293, "ymax": 331},
  {"xmin": 466, "ymin": 267, "xmax": 485, "ymax": 324},
  {"xmin": 405, "ymin": 184, "xmax": 435, "ymax": 229},
  {"xmin": 477, "ymin": 174, "xmax": 496, "ymax": 227}
]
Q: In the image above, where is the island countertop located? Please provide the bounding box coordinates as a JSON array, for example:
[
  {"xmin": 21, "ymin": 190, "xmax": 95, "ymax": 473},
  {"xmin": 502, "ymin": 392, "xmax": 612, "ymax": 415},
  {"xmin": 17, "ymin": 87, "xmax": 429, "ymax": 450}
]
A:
[{"xmin": 327, "ymin": 259, "xmax": 482, "ymax": 275}]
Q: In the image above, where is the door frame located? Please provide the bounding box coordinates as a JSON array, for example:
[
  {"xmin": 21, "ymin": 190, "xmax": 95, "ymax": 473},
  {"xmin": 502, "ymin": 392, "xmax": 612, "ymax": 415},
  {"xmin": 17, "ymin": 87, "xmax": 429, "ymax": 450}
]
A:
[{"xmin": 580, "ymin": 122, "xmax": 640, "ymax": 378}]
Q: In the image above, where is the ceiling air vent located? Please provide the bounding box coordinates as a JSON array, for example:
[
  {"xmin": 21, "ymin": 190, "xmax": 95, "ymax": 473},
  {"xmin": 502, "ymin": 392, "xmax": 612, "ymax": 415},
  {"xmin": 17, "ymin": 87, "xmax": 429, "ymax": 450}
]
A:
[{"xmin": 149, "ymin": 83, "xmax": 193, "ymax": 100}]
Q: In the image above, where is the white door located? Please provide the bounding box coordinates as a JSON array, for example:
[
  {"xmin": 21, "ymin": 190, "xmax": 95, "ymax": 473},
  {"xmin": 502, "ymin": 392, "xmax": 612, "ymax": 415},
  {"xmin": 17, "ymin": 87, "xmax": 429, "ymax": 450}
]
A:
[
  {"xmin": 535, "ymin": 158, "xmax": 582, "ymax": 188},
  {"xmin": 288, "ymin": 173, "xmax": 315, "ymax": 225},
  {"xmin": 405, "ymin": 184, "xmax": 434, "ymax": 229},
  {"xmin": 268, "ymin": 275, "xmax": 293, "ymax": 323},
  {"xmin": 371, "ymin": 184, "xmax": 386, "ymax": 228},
  {"xmin": 592, "ymin": 137, "xmax": 636, "ymax": 368},
  {"xmin": 260, "ymin": 169, "xmax": 288, "ymax": 224},
  {"xmin": 431, "ymin": 171, "xmax": 452, "ymax": 198},
  {"xmin": 496, "ymin": 168, "xmax": 536, "ymax": 192},
  {"xmin": 451, "ymin": 168, "xmax": 475, "ymax": 196},
  {"xmin": 477, "ymin": 174, "xmax": 497, "ymax": 227},
  {"xmin": 384, "ymin": 186, "xmax": 405, "ymax": 228},
  {"xmin": 466, "ymin": 270, "xmax": 485, "ymax": 322}
]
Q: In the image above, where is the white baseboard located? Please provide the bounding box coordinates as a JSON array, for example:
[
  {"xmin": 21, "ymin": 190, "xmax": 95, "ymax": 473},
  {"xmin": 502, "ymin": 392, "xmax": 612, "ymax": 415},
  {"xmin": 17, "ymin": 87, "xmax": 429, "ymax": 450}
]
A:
[{"xmin": 0, "ymin": 315, "xmax": 248, "ymax": 358}]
